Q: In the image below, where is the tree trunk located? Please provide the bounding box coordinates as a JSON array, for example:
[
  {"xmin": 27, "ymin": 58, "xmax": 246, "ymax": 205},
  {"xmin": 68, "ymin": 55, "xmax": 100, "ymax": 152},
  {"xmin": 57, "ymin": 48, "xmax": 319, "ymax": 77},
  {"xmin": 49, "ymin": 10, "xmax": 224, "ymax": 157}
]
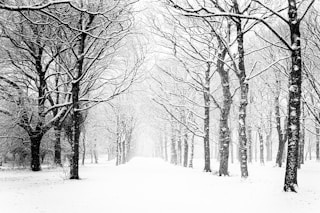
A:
[
  {"xmin": 266, "ymin": 110, "xmax": 273, "ymax": 161},
  {"xmin": 164, "ymin": 134, "xmax": 168, "ymax": 161},
  {"xmin": 255, "ymin": 131, "xmax": 258, "ymax": 162},
  {"xmin": 183, "ymin": 131, "xmax": 188, "ymax": 167},
  {"xmin": 189, "ymin": 134, "xmax": 194, "ymax": 168},
  {"xmin": 93, "ymin": 144, "xmax": 98, "ymax": 164},
  {"xmin": 233, "ymin": 1, "xmax": 249, "ymax": 177},
  {"xmin": 170, "ymin": 120, "xmax": 177, "ymax": 165},
  {"xmin": 116, "ymin": 139, "xmax": 121, "ymax": 166},
  {"xmin": 284, "ymin": 0, "xmax": 301, "ymax": 192},
  {"xmin": 230, "ymin": 139, "xmax": 234, "ymax": 164},
  {"xmin": 177, "ymin": 129, "xmax": 182, "ymax": 165},
  {"xmin": 30, "ymin": 132, "xmax": 43, "ymax": 171},
  {"xmin": 54, "ymin": 125, "xmax": 62, "ymax": 166},
  {"xmin": 308, "ymin": 138, "xmax": 312, "ymax": 160},
  {"xmin": 70, "ymin": 81, "xmax": 81, "ymax": 179},
  {"xmin": 316, "ymin": 114, "xmax": 320, "ymax": 160},
  {"xmin": 275, "ymin": 77, "xmax": 287, "ymax": 167},
  {"xmin": 298, "ymin": 101, "xmax": 305, "ymax": 168},
  {"xmin": 258, "ymin": 127, "xmax": 264, "ymax": 165},
  {"xmin": 217, "ymin": 42, "xmax": 232, "ymax": 176},
  {"xmin": 247, "ymin": 125, "xmax": 253, "ymax": 163},
  {"xmin": 203, "ymin": 64, "xmax": 211, "ymax": 172},
  {"xmin": 82, "ymin": 130, "xmax": 86, "ymax": 166}
]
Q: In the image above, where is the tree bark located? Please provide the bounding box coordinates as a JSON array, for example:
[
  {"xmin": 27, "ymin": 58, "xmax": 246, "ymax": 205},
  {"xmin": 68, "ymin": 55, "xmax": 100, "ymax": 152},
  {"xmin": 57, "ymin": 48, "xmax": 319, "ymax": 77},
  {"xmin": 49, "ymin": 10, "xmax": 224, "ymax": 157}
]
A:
[
  {"xmin": 266, "ymin": 110, "xmax": 273, "ymax": 161},
  {"xmin": 247, "ymin": 125, "xmax": 253, "ymax": 163},
  {"xmin": 284, "ymin": 0, "xmax": 302, "ymax": 192},
  {"xmin": 188, "ymin": 134, "xmax": 194, "ymax": 168},
  {"xmin": 298, "ymin": 101, "xmax": 305, "ymax": 168},
  {"xmin": 70, "ymin": 81, "xmax": 81, "ymax": 179},
  {"xmin": 82, "ymin": 130, "xmax": 86, "ymax": 166},
  {"xmin": 233, "ymin": 0, "xmax": 249, "ymax": 178},
  {"xmin": 30, "ymin": 132, "xmax": 43, "ymax": 171},
  {"xmin": 258, "ymin": 127, "xmax": 264, "ymax": 165},
  {"xmin": 54, "ymin": 125, "xmax": 62, "ymax": 166},
  {"xmin": 203, "ymin": 64, "xmax": 211, "ymax": 172},
  {"xmin": 183, "ymin": 129, "xmax": 189, "ymax": 167},
  {"xmin": 164, "ymin": 134, "xmax": 168, "ymax": 161},
  {"xmin": 170, "ymin": 120, "xmax": 178, "ymax": 165},
  {"xmin": 275, "ymin": 76, "xmax": 288, "ymax": 167},
  {"xmin": 316, "ymin": 113, "xmax": 320, "ymax": 160},
  {"xmin": 177, "ymin": 127, "xmax": 182, "ymax": 165},
  {"xmin": 217, "ymin": 40, "xmax": 232, "ymax": 176}
]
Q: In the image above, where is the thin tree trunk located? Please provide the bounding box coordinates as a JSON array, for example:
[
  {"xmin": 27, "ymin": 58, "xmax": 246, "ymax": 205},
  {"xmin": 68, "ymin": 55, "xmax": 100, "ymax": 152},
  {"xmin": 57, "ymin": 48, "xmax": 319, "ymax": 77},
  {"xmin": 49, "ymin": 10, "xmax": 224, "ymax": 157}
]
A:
[
  {"xmin": 54, "ymin": 125, "xmax": 62, "ymax": 166},
  {"xmin": 94, "ymin": 144, "xmax": 98, "ymax": 164},
  {"xmin": 309, "ymin": 138, "xmax": 312, "ymax": 160},
  {"xmin": 116, "ymin": 139, "xmax": 121, "ymax": 166},
  {"xmin": 255, "ymin": 131, "xmax": 258, "ymax": 162},
  {"xmin": 189, "ymin": 134, "xmax": 194, "ymax": 168},
  {"xmin": 164, "ymin": 134, "xmax": 168, "ymax": 161},
  {"xmin": 183, "ymin": 131, "xmax": 188, "ymax": 167},
  {"xmin": 230, "ymin": 140, "xmax": 234, "ymax": 164},
  {"xmin": 170, "ymin": 120, "xmax": 177, "ymax": 165},
  {"xmin": 298, "ymin": 101, "xmax": 305, "ymax": 168},
  {"xmin": 275, "ymin": 77, "xmax": 287, "ymax": 167},
  {"xmin": 82, "ymin": 130, "xmax": 86, "ymax": 165},
  {"xmin": 266, "ymin": 110, "xmax": 273, "ymax": 161},
  {"xmin": 203, "ymin": 64, "xmax": 211, "ymax": 172},
  {"xmin": 316, "ymin": 113, "xmax": 320, "ymax": 160},
  {"xmin": 258, "ymin": 127, "xmax": 264, "ymax": 165},
  {"xmin": 247, "ymin": 125, "xmax": 253, "ymax": 163},
  {"xmin": 177, "ymin": 128, "xmax": 182, "ymax": 165},
  {"xmin": 284, "ymin": 0, "xmax": 302, "ymax": 192}
]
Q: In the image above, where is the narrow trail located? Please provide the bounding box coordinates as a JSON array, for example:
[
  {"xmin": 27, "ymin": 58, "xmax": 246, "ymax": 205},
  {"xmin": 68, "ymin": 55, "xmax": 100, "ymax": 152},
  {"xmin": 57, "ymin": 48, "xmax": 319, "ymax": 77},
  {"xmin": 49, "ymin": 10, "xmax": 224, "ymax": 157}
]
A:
[{"xmin": 1, "ymin": 157, "xmax": 319, "ymax": 213}]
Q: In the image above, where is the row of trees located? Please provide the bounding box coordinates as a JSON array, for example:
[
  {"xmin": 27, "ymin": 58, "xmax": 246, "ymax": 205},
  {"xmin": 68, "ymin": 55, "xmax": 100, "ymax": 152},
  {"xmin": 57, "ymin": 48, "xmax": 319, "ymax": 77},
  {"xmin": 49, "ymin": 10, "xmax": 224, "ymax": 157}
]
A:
[
  {"xmin": 148, "ymin": 0, "xmax": 318, "ymax": 192},
  {"xmin": 0, "ymin": 0, "xmax": 143, "ymax": 178}
]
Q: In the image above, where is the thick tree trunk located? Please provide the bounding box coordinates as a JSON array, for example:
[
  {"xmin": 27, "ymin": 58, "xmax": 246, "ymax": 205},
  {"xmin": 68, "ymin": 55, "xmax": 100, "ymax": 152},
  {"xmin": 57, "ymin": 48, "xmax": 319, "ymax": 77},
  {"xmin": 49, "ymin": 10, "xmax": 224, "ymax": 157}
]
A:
[
  {"xmin": 70, "ymin": 82, "xmax": 81, "ymax": 179},
  {"xmin": 30, "ymin": 132, "xmax": 43, "ymax": 171},
  {"xmin": 203, "ymin": 64, "xmax": 211, "ymax": 172},
  {"xmin": 54, "ymin": 125, "xmax": 62, "ymax": 166},
  {"xmin": 284, "ymin": 0, "xmax": 301, "ymax": 192},
  {"xmin": 233, "ymin": 1, "xmax": 249, "ymax": 177},
  {"xmin": 217, "ymin": 42, "xmax": 232, "ymax": 176},
  {"xmin": 238, "ymin": 78, "xmax": 249, "ymax": 177},
  {"xmin": 188, "ymin": 134, "xmax": 194, "ymax": 168}
]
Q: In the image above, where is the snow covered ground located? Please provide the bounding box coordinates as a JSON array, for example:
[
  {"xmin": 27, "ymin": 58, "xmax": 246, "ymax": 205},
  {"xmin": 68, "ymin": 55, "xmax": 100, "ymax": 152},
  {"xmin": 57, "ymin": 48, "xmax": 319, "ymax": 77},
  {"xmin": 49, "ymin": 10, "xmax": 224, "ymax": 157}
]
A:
[{"xmin": 1, "ymin": 157, "xmax": 320, "ymax": 213}]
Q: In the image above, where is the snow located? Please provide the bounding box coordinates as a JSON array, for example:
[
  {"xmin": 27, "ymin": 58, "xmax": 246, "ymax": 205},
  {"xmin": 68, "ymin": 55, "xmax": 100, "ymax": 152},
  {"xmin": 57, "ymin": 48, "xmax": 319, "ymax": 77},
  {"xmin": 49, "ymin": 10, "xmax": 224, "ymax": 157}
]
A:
[{"xmin": 1, "ymin": 157, "xmax": 320, "ymax": 213}]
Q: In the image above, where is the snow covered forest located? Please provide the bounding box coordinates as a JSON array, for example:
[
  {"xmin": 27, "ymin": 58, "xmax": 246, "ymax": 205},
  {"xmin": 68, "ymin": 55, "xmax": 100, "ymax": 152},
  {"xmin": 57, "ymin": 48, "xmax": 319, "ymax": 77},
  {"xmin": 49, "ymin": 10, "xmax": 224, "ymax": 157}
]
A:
[{"xmin": 1, "ymin": 0, "xmax": 320, "ymax": 212}]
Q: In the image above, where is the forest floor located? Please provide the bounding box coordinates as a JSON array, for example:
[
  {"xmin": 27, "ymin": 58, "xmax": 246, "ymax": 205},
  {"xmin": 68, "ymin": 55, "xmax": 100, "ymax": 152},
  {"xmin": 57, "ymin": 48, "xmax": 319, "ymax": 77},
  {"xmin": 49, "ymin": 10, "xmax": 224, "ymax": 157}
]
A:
[{"xmin": 0, "ymin": 157, "xmax": 320, "ymax": 213}]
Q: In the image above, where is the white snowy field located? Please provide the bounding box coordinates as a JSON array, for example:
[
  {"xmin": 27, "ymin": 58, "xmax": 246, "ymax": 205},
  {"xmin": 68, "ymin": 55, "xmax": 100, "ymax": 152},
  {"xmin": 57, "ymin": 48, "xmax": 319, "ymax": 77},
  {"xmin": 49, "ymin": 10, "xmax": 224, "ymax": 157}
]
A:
[{"xmin": 0, "ymin": 157, "xmax": 320, "ymax": 213}]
